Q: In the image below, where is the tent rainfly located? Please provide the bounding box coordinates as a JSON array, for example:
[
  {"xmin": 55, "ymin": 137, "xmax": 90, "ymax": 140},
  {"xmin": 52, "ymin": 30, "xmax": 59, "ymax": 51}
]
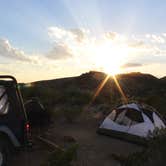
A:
[{"xmin": 98, "ymin": 103, "xmax": 166, "ymax": 141}]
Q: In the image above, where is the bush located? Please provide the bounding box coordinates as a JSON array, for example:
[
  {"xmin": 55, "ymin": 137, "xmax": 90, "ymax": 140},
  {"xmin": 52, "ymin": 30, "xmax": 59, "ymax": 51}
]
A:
[
  {"xmin": 117, "ymin": 128, "xmax": 166, "ymax": 166},
  {"xmin": 62, "ymin": 88, "xmax": 92, "ymax": 105},
  {"xmin": 42, "ymin": 143, "xmax": 78, "ymax": 166}
]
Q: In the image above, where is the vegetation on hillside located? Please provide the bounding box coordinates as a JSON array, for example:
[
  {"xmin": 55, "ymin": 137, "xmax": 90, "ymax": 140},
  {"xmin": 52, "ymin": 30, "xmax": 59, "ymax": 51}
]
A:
[{"xmin": 20, "ymin": 71, "xmax": 166, "ymax": 118}]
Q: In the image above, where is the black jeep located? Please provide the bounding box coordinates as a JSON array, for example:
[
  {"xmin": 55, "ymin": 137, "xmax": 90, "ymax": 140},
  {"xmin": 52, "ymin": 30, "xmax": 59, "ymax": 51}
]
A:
[{"xmin": 0, "ymin": 76, "xmax": 31, "ymax": 166}]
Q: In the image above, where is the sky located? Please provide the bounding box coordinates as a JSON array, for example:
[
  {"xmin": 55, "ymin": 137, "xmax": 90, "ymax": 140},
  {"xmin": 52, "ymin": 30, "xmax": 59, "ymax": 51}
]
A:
[{"xmin": 0, "ymin": 0, "xmax": 166, "ymax": 82}]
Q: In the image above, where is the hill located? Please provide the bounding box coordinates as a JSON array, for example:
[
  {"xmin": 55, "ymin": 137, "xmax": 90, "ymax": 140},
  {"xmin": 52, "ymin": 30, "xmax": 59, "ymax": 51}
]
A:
[
  {"xmin": 20, "ymin": 71, "xmax": 166, "ymax": 116},
  {"xmin": 32, "ymin": 71, "xmax": 163, "ymax": 96}
]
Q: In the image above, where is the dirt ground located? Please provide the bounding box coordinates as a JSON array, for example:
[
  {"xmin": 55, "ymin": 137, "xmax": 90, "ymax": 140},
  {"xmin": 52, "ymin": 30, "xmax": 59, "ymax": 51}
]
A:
[
  {"xmin": 10, "ymin": 140, "xmax": 50, "ymax": 166},
  {"xmin": 10, "ymin": 114, "xmax": 143, "ymax": 166}
]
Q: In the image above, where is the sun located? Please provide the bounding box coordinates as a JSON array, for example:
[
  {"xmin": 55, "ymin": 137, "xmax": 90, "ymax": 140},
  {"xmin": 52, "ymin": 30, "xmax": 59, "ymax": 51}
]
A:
[{"xmin": 94, "ymin": 41, "xmax": 129, "ymax": 75}]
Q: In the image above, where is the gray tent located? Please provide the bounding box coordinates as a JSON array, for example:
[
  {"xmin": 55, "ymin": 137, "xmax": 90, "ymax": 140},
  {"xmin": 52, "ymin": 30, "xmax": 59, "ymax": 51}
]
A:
[{"xmin": 98, "ymin": 103, "xmax": 165, "ymax": 141}]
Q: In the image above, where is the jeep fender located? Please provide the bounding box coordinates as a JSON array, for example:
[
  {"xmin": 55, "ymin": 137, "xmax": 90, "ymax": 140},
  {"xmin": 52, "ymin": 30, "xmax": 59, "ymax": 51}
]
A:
[{"xmin": 0, "ymin": 126, "xmax": 20, "ymax": 147}]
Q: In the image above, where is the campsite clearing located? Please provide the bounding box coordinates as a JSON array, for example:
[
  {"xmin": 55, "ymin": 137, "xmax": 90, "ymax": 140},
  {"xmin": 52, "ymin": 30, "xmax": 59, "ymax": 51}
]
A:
[{"xmin": 10, "ymin": 113, "xmax": 143, "ymax": 166}]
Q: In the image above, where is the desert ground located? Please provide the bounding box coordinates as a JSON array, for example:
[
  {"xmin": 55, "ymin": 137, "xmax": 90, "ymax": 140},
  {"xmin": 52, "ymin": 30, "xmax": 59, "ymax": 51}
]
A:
[{"xmin": 10, "ymin": 112, "xmax": 143, "ymax": 166}]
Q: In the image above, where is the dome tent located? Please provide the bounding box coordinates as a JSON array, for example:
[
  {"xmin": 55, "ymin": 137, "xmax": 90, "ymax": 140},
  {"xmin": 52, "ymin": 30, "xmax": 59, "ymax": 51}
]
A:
[{"xmin": 97, "ymin": 103, "xmax": 166, "ymax": 142}]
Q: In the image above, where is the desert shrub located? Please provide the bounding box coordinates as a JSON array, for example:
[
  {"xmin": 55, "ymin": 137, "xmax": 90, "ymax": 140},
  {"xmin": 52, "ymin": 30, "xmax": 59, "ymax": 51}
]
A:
[
  {"xmin": 20, "ymin": 86, "xmax": 59, "ymax": 112},
  {"xmin": 21, "ymin": 85, "xmax": 93, "ymax": 107},
  {"xmin": 20, "ymin": 86, "xmax": 87, "ymax": 123},
  {"xmin": 62, "ymin": 88, "xmax": 92, "ymax": 105},
  {"xmin": 42, "ymin": 143, "xmax": 78, "ymax": 166},
  {"xmin": 118, "ymin": 128, "xmax": 166, "ymax": 166},
  {"xmin": 142, "ymin": 95, "xmax": 166, "ymax": 116}
]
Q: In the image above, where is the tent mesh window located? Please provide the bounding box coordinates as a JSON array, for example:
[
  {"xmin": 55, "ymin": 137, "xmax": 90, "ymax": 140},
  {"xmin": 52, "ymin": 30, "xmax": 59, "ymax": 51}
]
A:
[
  {"xmin": 125, "ymin": 109, "xmax": 144, "ymax": 124},
  {"xmin": 114, "ymin": 110, "xmax": 133, "ymax": 126},
  {"xmin": 114, "ymin": 108, "xmax": 126, "ymax": 121},
  {"xmin": 142, "ymin": 109, "xmax": 154, "ymax": 123},
  {"xmin": 0, "ymin": 86, "xmax": 9, "ymax": 115},
  {"xmin": 111, "ymin": 107, "xmax": 145, "ymax": 126}
]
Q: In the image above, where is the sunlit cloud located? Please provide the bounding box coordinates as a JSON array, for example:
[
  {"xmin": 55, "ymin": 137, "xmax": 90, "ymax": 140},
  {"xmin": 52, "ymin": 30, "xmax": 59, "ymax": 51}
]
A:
[
  {"xmin": 46, "ymin": 27, "xmax": 166, "ymax": 78},
  {"xmin": 48, "ymin": 26, "xmax": 88, "ymax": 43},
  {"xmin": 128, "ymin": 40, "xmax": 145, "ymax": 48},
  {"xmin": 69, "ymin": 29, "xmax": 87, "ymax": 42},
  {"xmin": 47, "ymin": 43, "xmax": 73, "ymax": 60},
  {"xmin": 146, "ymin": 34, "xmax": 165, "ymax": 44},
  {"xmin": 121, "ymin": 63, "xmax": 143, "ymax": 68},
  {"xmin": 0, "ymin": 38, "xmax": 38, "ymax": 63},
  {"xmin": 48, "ymin": 26, "xmax": 74, "ymax": 41},
  {"xmin": 104, "ymin": 32, "xmax": 118, "ymax": 40},
  {"xmin": 47, "ymin": 26, "xmax": 166, "ymax": 75}
]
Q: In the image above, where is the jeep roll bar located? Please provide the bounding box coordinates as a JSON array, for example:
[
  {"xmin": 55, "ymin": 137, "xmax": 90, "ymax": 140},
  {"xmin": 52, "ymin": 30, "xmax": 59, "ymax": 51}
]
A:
[{"xmin": 0, "ymin": 75, "xmax": 17, "ymax": 84}]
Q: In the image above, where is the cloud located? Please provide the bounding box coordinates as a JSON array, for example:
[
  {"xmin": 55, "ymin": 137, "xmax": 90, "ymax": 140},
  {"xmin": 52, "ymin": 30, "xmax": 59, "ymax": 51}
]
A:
[
  {"xmin": 105, "ymin": 32, "xmax": 118, "ymax": 40},
  {"xmin": 151, "ymin": 35, "xmax": 165, "ymax": 43},
  {"xmin": 47, "ymin": 43, "xmax": 73, "ymax": 60},
  {"xmin": 48, "ymin": 27, "xmax": 73, "ymax": 41},
  {"xmin": 121, "ymin": 63, "xmax": 143, "ymax": 68},
  {"xmin": 145, "ymin": 34, "xmax": 165, "ymax": 44},
  {"xmin": 47, "ymin": 27, "xmax": 166, "ymax": 65},
  {"xmin": 128, "ymin": 40, "xmax": 145, "ymax": 48},
  {"xmin": 48, "ymin": 26, "xmax": 87, "ymax": 43},
  {"xmin": 47, "ymin": 26, "xmax": 90, "ymax": 60},
  {"xmin": 69, "ymin": 29, "xmax": 86, "ymax": 42},
  {"xmin": 0, "ymin": 38, "xmax": 37, "ymax": 63}
]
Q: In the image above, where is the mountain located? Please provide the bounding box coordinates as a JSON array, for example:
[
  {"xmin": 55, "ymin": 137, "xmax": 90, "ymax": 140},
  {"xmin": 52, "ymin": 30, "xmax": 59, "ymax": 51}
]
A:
[
  {"xmin": 33, "ymin": 71, "xmax": 164, "ymax": 96},
  {"xmin": 21, "ymin": 71, "xmax": 166, "ymax": 115},
  {"xmin": 160, "ymin": 76, "xmax": 166, "ymax": 83}
]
